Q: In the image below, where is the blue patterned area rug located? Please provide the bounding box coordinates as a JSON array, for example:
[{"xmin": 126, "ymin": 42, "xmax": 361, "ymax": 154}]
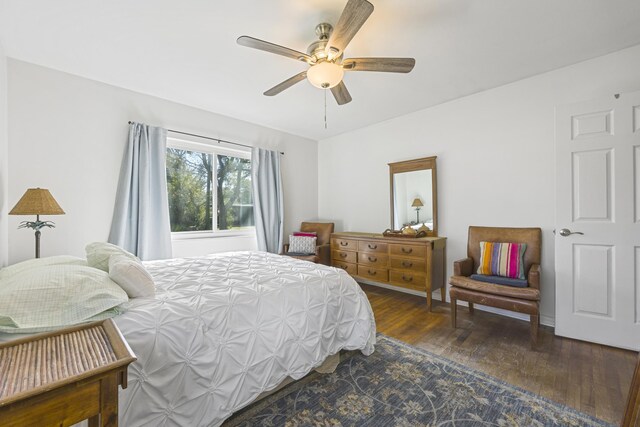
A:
[{"xmin": 225, "ymin": 334, "xmax": 613, "ymax": 426}]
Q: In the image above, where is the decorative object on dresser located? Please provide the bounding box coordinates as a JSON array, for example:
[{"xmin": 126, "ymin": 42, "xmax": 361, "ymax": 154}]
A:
[
  {"xmin": 0, "ymin": 319, "xmax": 136, "ymax": 427},
  {"xmin": 331, "ymin": 231, "xmax": 446, "ymax": 310},
  {"xmin": 389, "ymin": 156, "xmax": 437, "ymax": 235},
  {"xmin": 9, "ymin": 188, "xmax": 65, "ymax": 258},
  {"xmin": 282, "ymin": 222, "xmax": 335, "ymax": 265},
  {"xmin": 383, "ymin": 227, "xmax": 427, "ymax": 238},
  {"xmin": 449, "ymin": 226, "xmax": 542, "ymax": 347}
]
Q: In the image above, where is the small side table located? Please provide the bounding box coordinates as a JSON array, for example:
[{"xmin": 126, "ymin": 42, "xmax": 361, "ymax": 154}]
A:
[{"xmin": 0, "ymin": 319, "xmax": 136, "ymax": 427}]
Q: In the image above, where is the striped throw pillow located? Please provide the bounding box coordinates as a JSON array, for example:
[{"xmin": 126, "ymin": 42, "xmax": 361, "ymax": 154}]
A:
[{"xmin": 477, "ymin": 242, "xmax": 527, "ymax": 279}]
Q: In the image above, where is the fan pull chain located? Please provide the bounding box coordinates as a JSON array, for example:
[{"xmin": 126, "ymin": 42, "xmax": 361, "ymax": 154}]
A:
[{"xmin": 324, "ymin": 88, "xmax": 327, "ymax": 129}]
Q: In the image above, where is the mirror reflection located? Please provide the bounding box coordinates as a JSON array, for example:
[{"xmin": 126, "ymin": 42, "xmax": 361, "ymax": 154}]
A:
[
  {"xmin": 392, "ymin": 170, "xmax": 433, "ymax": 230},
  {"xmin": 389, "ymin": 156, "xmax": 437, "ymax": 236}
]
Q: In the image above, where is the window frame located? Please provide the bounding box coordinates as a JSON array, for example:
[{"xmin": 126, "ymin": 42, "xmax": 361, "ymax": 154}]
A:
[{"xmin": 166, "ymin": 136, "xmax": 255, "ymax": 240}]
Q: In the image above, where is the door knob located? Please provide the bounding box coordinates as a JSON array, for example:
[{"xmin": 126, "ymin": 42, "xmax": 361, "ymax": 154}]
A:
[{"xmin": 558, "ymin": 228, "xmax": 584, "ymax": 237}]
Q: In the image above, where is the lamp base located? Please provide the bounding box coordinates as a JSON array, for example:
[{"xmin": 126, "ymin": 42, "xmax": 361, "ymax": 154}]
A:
[{"xmin": 35, "ymin": 230, "xmax": 41, "ymax": 259}]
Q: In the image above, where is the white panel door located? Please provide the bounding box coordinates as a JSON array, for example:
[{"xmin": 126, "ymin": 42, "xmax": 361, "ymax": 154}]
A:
[{"xmin": 555, "ymin": 90, "xmax": 640, "ymax": 350}]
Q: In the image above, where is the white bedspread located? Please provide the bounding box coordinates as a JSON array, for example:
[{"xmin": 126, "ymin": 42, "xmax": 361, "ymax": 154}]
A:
[{"xmin": 114, "ymin": 251, "xmax": 376, "ymax": 426}]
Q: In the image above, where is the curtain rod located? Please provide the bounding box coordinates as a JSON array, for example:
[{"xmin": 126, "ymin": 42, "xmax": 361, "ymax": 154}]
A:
[{"xmin": 127, "ymin": 121, "xmax": 284, "ymax": 155}]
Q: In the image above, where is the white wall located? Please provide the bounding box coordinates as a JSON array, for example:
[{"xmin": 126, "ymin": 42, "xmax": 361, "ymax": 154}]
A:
[
  {"xmin": 319, "ymin": 44, "xmax": 640, "ymax": 325},
  {"xmin": 0, "ymin": 40, "xmax": 8, "ymax": 267},
  {"xmin": 7, "ymin": 60, "xmax": 318, "ymax": 263}
]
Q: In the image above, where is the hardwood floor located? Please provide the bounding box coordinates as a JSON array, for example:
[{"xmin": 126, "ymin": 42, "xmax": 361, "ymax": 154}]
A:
[{"xmin": 361, "ymin": 283, "xmax": 636, "ymax": 425}]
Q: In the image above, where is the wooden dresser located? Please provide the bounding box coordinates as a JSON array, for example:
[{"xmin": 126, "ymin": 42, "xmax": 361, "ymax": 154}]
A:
[{"xmin": 331, "ymin": 232, "xmax": 447, "ymax": 310}]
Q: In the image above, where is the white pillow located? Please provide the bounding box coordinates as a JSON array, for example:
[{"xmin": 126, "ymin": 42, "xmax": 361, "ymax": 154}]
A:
[
  {"xmin": 86, "ymin": 242, "xmax": 140, "ymax": 272},
  {"xmin": 288, "ymin": 235, "xmax": 317, "ymax": 254},
  {"xmin": 108, "ymin": 255, "xmax": 155, "ymax": 298}
]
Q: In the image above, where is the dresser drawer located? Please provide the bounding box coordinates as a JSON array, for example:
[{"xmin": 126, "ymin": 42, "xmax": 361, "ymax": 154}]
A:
[
  {"xmin": 357, "ymin": 265, "xmax": 389, "ymax": 282},
  {"xmin": 389, "ymin": 270, "xmax": 427, "ymax": 291},
  {"xmin": 389, "ymin": 257, "xmax": 426, "ymax": 272},
  {"xmin": 358, "ymin": 252, "xmax": 389, "ymax": 267},
  {"xmin": 332, "ymin": 250, "xmax": 357, "ymax": 264},
  {"xmin": 357, "ymin": 240, "xmax": 388, "ymax": 254},
  {"xmin": 332, "ymin": 261, "xmax": 357, "ymax": 275},
  {"xmin": 389, "ymin": 243, "xmax": 426, "ymax": 258},
  {"xmin": 332, "ymin": 238, "xmax": 358, "ymax": 251}
]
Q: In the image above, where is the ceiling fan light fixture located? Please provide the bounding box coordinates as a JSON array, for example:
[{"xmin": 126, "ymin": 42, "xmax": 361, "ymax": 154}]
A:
[{"xmin": 307, "ymin": 62, "xmax": 344, "ymax": 89}]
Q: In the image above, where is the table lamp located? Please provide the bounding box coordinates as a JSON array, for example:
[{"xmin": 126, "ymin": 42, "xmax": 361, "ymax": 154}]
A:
[
  {"xmin": 9, "ymin": 188, "xmax": 65, "ymax": 258},
  {"xmin": 411, "ymin": 198, "xmax": 423, "ymax": 224}
]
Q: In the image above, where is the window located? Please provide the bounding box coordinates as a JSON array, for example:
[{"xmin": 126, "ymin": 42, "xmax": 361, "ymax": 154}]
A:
[{"xmin": 165, "ymin": 138, "xmax": 253, "ymax": 235}]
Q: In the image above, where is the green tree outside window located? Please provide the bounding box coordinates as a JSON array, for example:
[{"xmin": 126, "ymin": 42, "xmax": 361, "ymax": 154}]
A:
[{"xmin": 166, "ymin": 148, "xmax": 253, "ymax": 232}]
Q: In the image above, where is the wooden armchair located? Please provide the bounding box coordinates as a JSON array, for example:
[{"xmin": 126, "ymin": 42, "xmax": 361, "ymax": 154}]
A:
[
  {"xmin": 282, "ymin": 222, "xmax": 335, "ymax": 266},
  {"xmin": 449, "ymin": 226, "xmax": 542, "ymax": 346}
]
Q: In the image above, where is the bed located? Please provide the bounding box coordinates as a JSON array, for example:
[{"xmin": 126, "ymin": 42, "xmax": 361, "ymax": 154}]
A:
[{"xmin": 103, "ymin": 251, "xmax": 376, "ymax": 426}]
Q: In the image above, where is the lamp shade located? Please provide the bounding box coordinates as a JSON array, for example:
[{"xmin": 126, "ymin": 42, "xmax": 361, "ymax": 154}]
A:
[
  {"xmin": 9, "ymin": 188, "xmax": 65, "ymax": 216},
  {"xmin": 411, "ymin": 198, "xmax": 424, "ymax": 208}
]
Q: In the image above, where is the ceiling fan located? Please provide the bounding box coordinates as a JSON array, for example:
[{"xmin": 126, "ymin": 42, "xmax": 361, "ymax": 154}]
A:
[{"xmin": 237, "ymin": 0, "xmax": 415, "ymax": 106}]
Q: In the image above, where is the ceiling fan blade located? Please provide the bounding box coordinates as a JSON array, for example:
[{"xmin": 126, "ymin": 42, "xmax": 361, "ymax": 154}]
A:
[
  {"xmin": 325, "ymin": 0, "xmax": 374, "ymax": 60},
  {"xmin": 330, "ymin": 81, "xmax": 352, "ymax": 105},
  {"xmin": 342, "ymin": 57, "xmax": 416, "ymax": 73},
  {"xmin": 237, "ymin": 36, "xmax": 313, "ymax": 64},
  {"xmin": 264, "ymin": 71, "xmax": 308, "ymax": 96}
]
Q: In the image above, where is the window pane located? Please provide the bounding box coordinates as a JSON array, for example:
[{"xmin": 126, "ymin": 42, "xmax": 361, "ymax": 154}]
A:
[
  {"xmin": 166, "ymin": 148, "xmax": 214, "ymax": 232},
  {"xmin": 216, "ymin": 155, "xmax": 253, "ymax": 230}
]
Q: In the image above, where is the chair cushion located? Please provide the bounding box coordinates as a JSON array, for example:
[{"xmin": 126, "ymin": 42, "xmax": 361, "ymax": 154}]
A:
[
  {"xmin": 477, "ymin": 241, "xmax": 527, "ymax": 279},
  {"xmin": 449, "ymin": 275, "xmax": 540, "ymax": 301},
  {"xmin": 288, "ymin": 235, "xmax": 317, "ymax": 254},
  {"xmin": 470, "ymin": 274, "xmax": 528, "ymax": 288}
]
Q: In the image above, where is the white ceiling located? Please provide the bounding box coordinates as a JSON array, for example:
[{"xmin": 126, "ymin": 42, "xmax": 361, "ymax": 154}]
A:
[{"xmin": 2, "ymin": 0, "xmax": 640, "ymax": 140}]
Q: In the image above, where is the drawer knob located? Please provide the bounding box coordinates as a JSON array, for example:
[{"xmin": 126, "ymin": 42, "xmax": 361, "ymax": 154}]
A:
[
  {"xmin": 368, "ymin": 256, "xmax": 377, "ymax": 262},
  {"xmin": 401, "ymin": 247, "xmax": 413, "ymax": 254},
  {"xmin": 402, "ymin": 275, "xmax": 413, "ymax": 282},
  {"xmin": 368, "ymin": 269, "xmax": 376, "ymax": 275},
  {"xmin": 340, "ymin": 253, "xmax": 347, "ymax": 258},
  {"xmin": 340, "ymin": 241, "xmax": 348, "ymax": 246},
  {"xmin": 341, "ymin": 265, "xmax": 348, "ymax": 270},
  {"xmin": 368, "ymin": 244, "xmax": 377, "ymax": 249},
  {"xmin": 402, "ymin": 261, "xmax": 413, "ymax": 268}
]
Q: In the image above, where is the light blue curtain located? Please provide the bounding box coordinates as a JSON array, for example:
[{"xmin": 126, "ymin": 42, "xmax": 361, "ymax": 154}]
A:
[
  {"xmin": 251, "ymin": 147, "xmax": 283, "ymax": 253},
  {"xmin": 109, "ymin": 122, "xmax": 172, "ymax": 260}
]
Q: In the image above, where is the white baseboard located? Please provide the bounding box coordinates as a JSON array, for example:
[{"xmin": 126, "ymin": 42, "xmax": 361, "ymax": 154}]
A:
[
  {"xmin": 449, "ymin": 299, "xmax": 556, "ymax": 328},
  {"xmin": 359, "ymin": 280, "xmax": 555, "ymax": 328}
]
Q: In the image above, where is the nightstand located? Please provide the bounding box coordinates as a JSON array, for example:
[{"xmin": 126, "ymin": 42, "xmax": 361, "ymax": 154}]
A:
[{"xmin": 0, "ymin": 319, "xmax": 136, "ymax": 427}]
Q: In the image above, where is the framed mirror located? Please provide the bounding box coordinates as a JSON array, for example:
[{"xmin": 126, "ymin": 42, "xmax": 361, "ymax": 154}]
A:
[{"xmin": 389, "ymin": 156, "xmax": 438, "ymax": 236}]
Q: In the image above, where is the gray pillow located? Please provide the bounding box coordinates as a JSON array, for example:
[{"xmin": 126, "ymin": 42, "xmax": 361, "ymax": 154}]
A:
[{"xmin": 288, "ymin": 235, "xmax": 317, "ymax": 255}]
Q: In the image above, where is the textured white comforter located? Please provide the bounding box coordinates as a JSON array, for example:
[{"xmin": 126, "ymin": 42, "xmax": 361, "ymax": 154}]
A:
[{"xmin": 114, "ymin": 251, "xmax": 376, "ymax": 426}]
